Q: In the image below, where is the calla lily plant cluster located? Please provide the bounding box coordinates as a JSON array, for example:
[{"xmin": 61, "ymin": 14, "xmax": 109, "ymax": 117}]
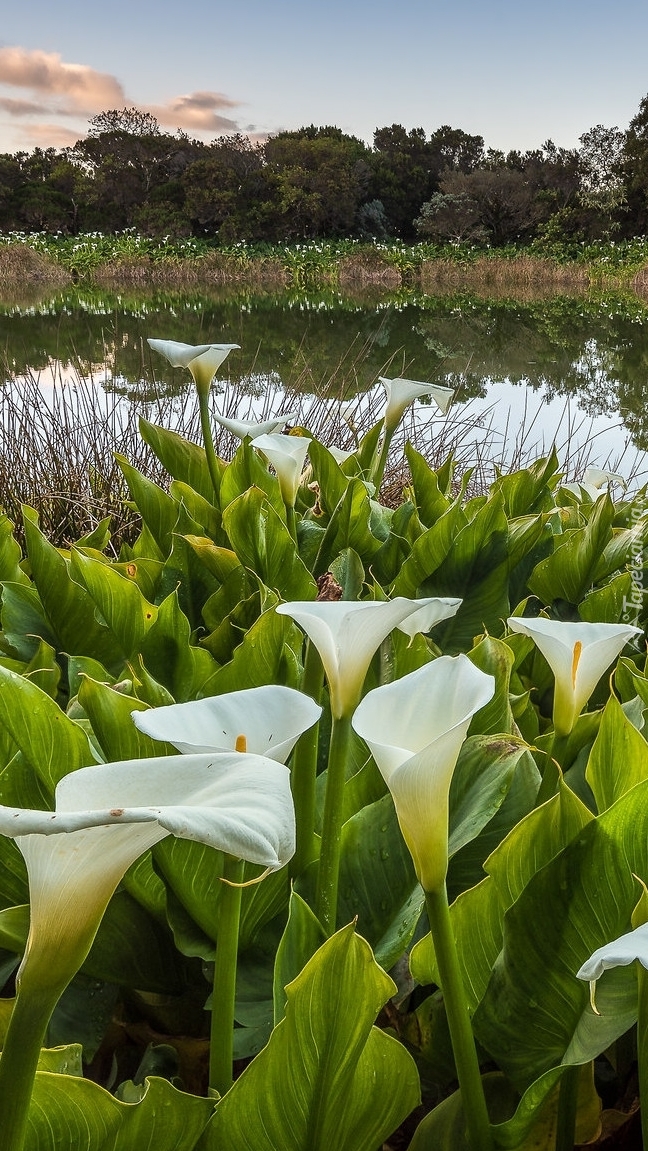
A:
[{"xmin": 0, "ymin": 334, "xmax": 646, "ymax": 1151}]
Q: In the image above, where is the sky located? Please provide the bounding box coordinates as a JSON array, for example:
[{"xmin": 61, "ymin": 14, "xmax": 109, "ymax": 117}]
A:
[{"xmin": 1, "ymin": 0, "xmax": 647, "ymax": 156}]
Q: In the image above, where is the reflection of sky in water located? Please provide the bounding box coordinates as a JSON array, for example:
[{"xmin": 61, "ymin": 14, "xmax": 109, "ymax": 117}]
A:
[{"xmin": 7, "ymin": 358, "xmax": 647, "ymax": 489}]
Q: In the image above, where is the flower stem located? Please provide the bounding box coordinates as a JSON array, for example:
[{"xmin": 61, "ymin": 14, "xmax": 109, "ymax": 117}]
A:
[
  {"xmin": 315, "ymin": 713, "xmax": 352, "ymax": 934},
  {"xmin": 290, "ymin": 641, "xmax": 324, "ymax": 877},
  {"xmin": 286, "ymin": 503, "xmax": 298, "ymax": 543},
  {"xmin": 197, "ymin": 392, "xmax": 223, "ymax": 504},
  {"xmin": 425, "ymin": 885, "xmax": 493, "ymax": 1151},
  {"xmin": 209, "ymin": 855, "xmax": 245, "ymax": 1097},
  {"xmin": 370, "ymin": 424, "xmax": 393, "ymax": 490},
  {"xmin": 638, "ymin": 964, "xmax": 648, "ymax": 1151},
  {"xmin": 555, "ymin": 1064, "xmax": 579, "ymax": 1151},
  {"xmin": 0, "ymin": 983, "xmax": 63, "ymax": 1151}
]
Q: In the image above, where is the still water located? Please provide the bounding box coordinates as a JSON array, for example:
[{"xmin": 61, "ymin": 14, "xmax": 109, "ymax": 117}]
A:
[{"xmin": 2, "ymin": 283, "xmax": 648, "ymax": 482}]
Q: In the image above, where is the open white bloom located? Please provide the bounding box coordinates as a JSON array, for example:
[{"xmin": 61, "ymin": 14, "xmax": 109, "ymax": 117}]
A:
[
  {"xmin": 212, "ymin": 412, "xmax": 297, "ymax": 441},
  {"xmin": 563, "ymin": 467, "xmax": 627, "ymax": 500},
  {"xmin": 352, "ymin": 655, "xmax": 495, "ymax": 892},
  {"xmin": 396, "ymin": 596, "xmax": 462, "ymax": 639},
  {"xmin": 275, "ymin": 598, "xmax": 434, "ymax": 718},
  {"xmin": 379, "ymin": 377, "xmax": 455, "ymax": 432},
  {"xmin": 328, "ymin": 445, "xmax": 355, "ymax": 464},
  {"xmin": 507, "ymin": 617, "xmax": 643, "ymax": 736},
  {"xmin": 147, "ymin": 339, "xmax": 239, "ymax": 398},
  {"xmin": 3, "ymin": 752, "xmax": 295, "ymax": 993},
  {"xmin": 577, "ymin": 923, "xmax": 648, "ymax": 1012},
  {"xmin": 253, "ymin": 432, "xmax": 312, "ymax": 507},
  {"xmin": 132, "ymin": 685, "xmax": 321, "ymax": 762}
]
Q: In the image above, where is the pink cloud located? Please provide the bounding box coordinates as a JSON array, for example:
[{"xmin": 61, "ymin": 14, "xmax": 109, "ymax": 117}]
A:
[
  {"xmin": 0, "ymin": 46, "xmax": 245, "ymax": 144},
  {"xmin": 0, "ymin": 47, "xmax": 125, "ymax": 114},
  {"xmin": 24, "ymin": 122, "xmax": 85, "ymax": 147}
]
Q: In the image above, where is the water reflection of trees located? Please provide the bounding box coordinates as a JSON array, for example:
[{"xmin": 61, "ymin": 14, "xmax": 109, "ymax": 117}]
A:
[{"xmin": 2, "ymin": 286, "xmax": 648, "ymax": 447}]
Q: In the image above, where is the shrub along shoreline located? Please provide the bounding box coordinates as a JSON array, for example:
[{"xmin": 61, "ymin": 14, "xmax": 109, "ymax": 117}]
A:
[{"xmin": 2, "ymin": 234, "xmax": 648, "ymax": 296}]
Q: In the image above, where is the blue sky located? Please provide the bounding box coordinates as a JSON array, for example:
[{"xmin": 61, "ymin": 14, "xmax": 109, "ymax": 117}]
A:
[{"xmin": 1, "ymin": 0, "xmax": 647, "ymax": 154}]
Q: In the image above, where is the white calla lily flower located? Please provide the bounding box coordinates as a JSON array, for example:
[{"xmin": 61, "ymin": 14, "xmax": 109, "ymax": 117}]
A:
[
  {"xmin": 379, "ymin": 376, "xmax": 455, "ymax": 432},
  {"xmin": 131, "ymin": 685, "xmax": 321, "ymax": 762},
  {"xmin": 253, "ymin": 432, "xmax": 312, "ymax": 507},
  {"xmin": 396, "ymin": 596, "xmax": 462, "ymax": 639},
  {"xmin": 212, "ymin": 412, "xmax": 297, "ymax": 441},
  {"xmin": 352, "ymin": 655, "xmax": 495, "ymax": 892},
  {"xmin": 506, "ymin": 617, "xmax": 643, "ymax": 736},
  {"xmin": 4, "ymin": 752, "xmax": 295, "ymax": 992},
  {"xmin": 563, "ymin": 467, "xmax": 627, "ymax": 500},
  {"xmin": 147, "ymin": 339, "xmax": 239, "ymax": 398},
  {"xmin": 328, "ymin": 445, "xmax": 355, "ymax": 464},
  {"xmin": 275, "ymin": 598, "xmax": 435, "ymax": 718},
  {"xmin": 577, "ymin": 923, "xmax": 648, "ymax": 1012}
]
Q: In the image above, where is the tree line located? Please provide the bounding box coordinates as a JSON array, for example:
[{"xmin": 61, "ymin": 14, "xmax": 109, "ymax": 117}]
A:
[{"xmin": 2, "ymin": 96, "xmax": 648, "ymax": 246}]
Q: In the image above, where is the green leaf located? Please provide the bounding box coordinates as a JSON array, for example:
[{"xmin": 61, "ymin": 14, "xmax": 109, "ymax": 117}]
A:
[
  {"xmin": 405, "ymin": 443, "xmax": 451, "ymax": 526},
  {"xmin": 0, "ymin": 665, "xmax": 95, "ymax": 789},
  {"xmin": 467, "ymin": 637, "xmax": 516, "ymax": 736},
  {"xmin": 329, "ymin": 548, "xmax": 364, "ymax": 600},
  {"xmin": 220, "ymin": 439, "xmax": 284, "ymax": 516},
  {"xmin": 203, "ymin": 924, "xmax": 420, "ymax": 1151},
  {"xmin": 336, "ymin": 793, "xmax": 421, "ymax": 968},
  {"xmin": 448, "ymin": 735, "xmax": 529, "ymax": 858},
  {"xmin": 528, "ymin": 496, "xmax": 615, "ymax": 605},
  {"xmin": 1, "ymin": 581, "xmax": 55, "ymax": 661},
  {"xmin": 586, "ymin": 693, "xmax": 648, "ymax": 812},
  {"xmin": 314, "ymin": 480, "xmax": 383, "ymax": 574},
  {"xmin": 392, "ymin": 502, "xmax": 467, "ymax": 598},
  {"xmin": 21, "ymin": 513, "xmax": 124, "ymax": 667},
  {"xmin": 206, "ymin": 606, "xmax": 303, "ymax": 694},
  {"xmin": 308, "ymin": 439, "xmax": 352, "ymax": 517},
  {"xmin": 579, "ymin": 572, "xmax": 635, "ymax": 623},
  {"xmin": 71, "ymin": 550, "xmax": 158, "ymax": 661},
  {"xmin": 139, "ymin": 415, "xmax": 216, "ymax": 502},
  {"xmin": 0, "ymin": 514, "xmax": 28, "ymax": 585},
  {"xmin": 78, "ymin": 677, "xmax": 176, "ymax": 762},
  {"xmin": 25, "ymin": 1073, "xmax": 213, "ymax": 1151},
  {"xmin": 24, "ymin": 639, "xmax": 61, "ymax": 701},
  {"xmin": 222, "ymin": 488, "xmax": 316, "ymax": 601},
  {"xmin": 273, "ymin": 891, "xmax": 326, "ymax": 1025},
  {"xmin": 141, "ymin": 591, "xmax": 219, "ymax": 701}
]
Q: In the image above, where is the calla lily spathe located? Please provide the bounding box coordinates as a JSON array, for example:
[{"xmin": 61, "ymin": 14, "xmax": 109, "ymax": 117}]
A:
[
  {"xmin": 131, "ymin": 685, "xmax": 322, "ymax": 762},
  {"xmin": 253, "ymin": 432, "xmax": 312, "ymax": 507},
  {"xmin": 352, "ymin": 655, "xmax": 494, "ymax": 893},
  {"xmin": 396, "ymin": 596, "xmax": 462, "ymax": 639},
  {"xmin": 276, "ymin": 598, "xmax": 445, "ymax": 718},
  {"xmin": 577, "ymin": 923, "xmax": 648, "ymax": 1012},
  {"xmin": 379, "ymin": 376, "xmax": 455, "ymax": 432},
  {"xmin": 563, "ymin": 467, "xmax": 627, "ymax": 500},
  {"xmin": 4, "ymin": 752, "xmax": 295, "ymax": 992},
  {"xmin": 507, "ymin": 616, "xmax": 643, "ymax": 736},
  {"xmin": 212, "ymin": 412, "xmax": 297, "ymax": 441},
  {"xmin": 147, "ymin": 339, "xmax": 239, "ymax": 398}
]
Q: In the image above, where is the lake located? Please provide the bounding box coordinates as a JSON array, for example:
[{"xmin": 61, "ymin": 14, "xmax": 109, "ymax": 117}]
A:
[{"xmin": 2, "ymin": 281, "xmax": 648, "ymax": 486}]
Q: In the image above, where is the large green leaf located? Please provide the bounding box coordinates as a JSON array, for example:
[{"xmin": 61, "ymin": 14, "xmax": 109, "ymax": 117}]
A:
[
  {"xmin": 222, "ymin": 488, "xmax": 316, "ymax": 601},
  {"xmin": 273, "ymin": 891, "xmax": 326, "ymax": 1025},
  {"xmin": 0, "ymin": 665, "xmax": 95, "ymax": 789},
  {"xmin": 314, "ymin": 479, "xmax": 383, "ymax": 574},
  {"xmin": 586, "ymin": 693, "xmax": 648, "ymax": 812},
  {"xmin": 139, "ymin": 416, "xmax": 216, "ymax": 502},
  {"xmin": 307, "ymin": 439, "xmax": 352, "ymax": 518},
  {"xmin": 0, "ymin": 514, "xmax": 28, "ymax": 584},
  {"xmin": 78, "ymin": 677, "xmax": 176, "ymax": 762},
  {"xmin": 141, "ymin": 591, "xmax": 219, "ymax": 701},
  {"xmin": 205, "ymin": 605, "xmax": 303, "ymax": 694},
  {"xmin": 116, "ymin": 455, "xmax": 180, "ymax": 557},
  {"xmin": 203, "ymin": 924, "xmax": 420, "ymax": 1151},
  {"xmin": 392, "ymin": 501, "xmax": 468, "ymax": 598},
  {"xmin": 71, "ymin": 550, "xmax": 159, "ymax": 661},
  {"xmin": 405, "ymin": 443, "xmax": 452, "ymax": 526},
  {"xmin": 528, "ymin": 496, "xmax": 615, "ymax": 605},
  {"xmin": 25, "ymin": 1073, "xmax": 213, "ymax": 1150},
  {"xmin": 1, "ymin": 581, "xmax": 55, "ymax": 661},
  {"xmin": 220, "ymin": 439, "xmax": 284, "ymax": 516}
]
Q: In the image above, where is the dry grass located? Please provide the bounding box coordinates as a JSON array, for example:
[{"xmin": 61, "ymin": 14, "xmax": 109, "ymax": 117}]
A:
[
  {"xmin": 418, "ymin": 255, "xmax": 590, "ymax": 296},
  {"xmin": 337, "ymin": 251, "xmax": 402, "ymax": 290},
  {"xmin": 0, "ymin": 244, "xmax": 71, "ymax": 288},
  {"xmin": 92, "ymin": 253, "xmax": 289, "ymax": 291},
  {"xmin": 1, "ymin": 351, "xmax": 643, "ymax": 550}
]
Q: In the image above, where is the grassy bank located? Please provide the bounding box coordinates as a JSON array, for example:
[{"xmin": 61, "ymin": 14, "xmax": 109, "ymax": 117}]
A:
[{"xmin": 2, "ymin": 232, "xmax": 648, "ymax": 295}]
